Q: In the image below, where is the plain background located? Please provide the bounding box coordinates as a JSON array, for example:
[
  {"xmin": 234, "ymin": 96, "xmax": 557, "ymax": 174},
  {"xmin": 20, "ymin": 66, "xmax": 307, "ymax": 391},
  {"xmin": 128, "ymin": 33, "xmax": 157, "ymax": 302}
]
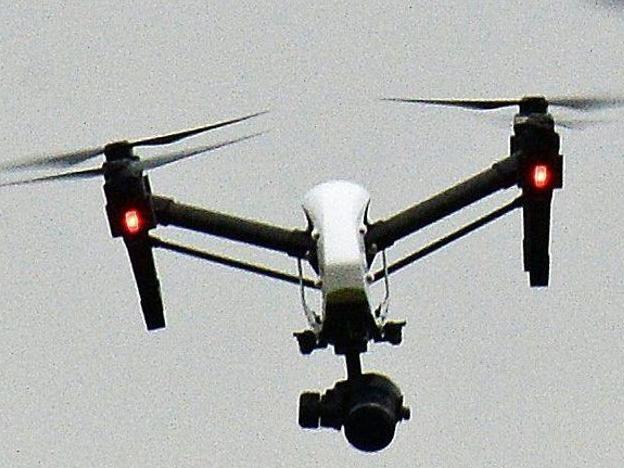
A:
[{"xmin": 1, "ymin": 2, "xmax": 623, "ymax": 466}]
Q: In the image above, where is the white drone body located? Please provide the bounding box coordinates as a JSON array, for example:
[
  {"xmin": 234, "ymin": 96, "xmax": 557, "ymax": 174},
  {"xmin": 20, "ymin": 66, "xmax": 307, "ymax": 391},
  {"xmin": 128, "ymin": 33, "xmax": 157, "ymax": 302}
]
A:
[
  {"xmin": 302, "ymin": 180, "xmax": 384, "ymax": 353},
  {"xmin": 303, "ymin": 180, "xmax": 371, "ymax": 308}
]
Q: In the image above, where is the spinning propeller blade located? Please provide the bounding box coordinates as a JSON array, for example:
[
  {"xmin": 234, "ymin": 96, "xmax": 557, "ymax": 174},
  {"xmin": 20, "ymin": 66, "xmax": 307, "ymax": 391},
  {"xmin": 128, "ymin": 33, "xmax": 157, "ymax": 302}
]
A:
[
  {"xmin": 484, "ymin": 113, "xmax": 610, "ymax": 131},
  {"xmin": 0, "ymin": 168, "xmax": 104, "ymax": 187},
  {"xmin": 554, "ymin": 117, "xmax": 610, "ymax": 130},
  {"xmin": 127, "ymin": 111, "xmax": 268, "ymax": 147},
  {"xmin": 0, "ymin": 111, "xmax": 268, "ymax": 172},
  {"xmin": 0, "ymin": 133, "xmax": 264, "ymax": 187},
  {"xmin": 0, "ymin": 146, "xmax": 105, "ymax": 172},
  {"xmin": 383, "ymin": 95, "xmax": 624, "ymax": 112},
  {"xmin": 140, "ymin": 132, "xmax": 265, "ymax": 170},
  {"xmin": 548, "ymin": 96, "xmax": 624, "ymax": 111},
  {"xmin": 382, "ymin": 97, "xmax": 522, "ymax": 110}
]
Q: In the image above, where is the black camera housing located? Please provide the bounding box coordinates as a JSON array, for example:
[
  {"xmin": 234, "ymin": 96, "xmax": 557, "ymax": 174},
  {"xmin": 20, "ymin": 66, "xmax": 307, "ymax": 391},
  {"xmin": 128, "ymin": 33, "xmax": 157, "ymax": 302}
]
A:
[{"xmin": 299, "ymin": 373, "xmax": 410, "ymax": 452}]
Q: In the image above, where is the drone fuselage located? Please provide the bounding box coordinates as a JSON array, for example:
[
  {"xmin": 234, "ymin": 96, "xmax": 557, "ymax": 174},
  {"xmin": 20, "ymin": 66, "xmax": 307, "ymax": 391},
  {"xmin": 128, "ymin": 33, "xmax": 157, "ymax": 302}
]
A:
[{"xmin": 302, "ymin": 181, "xmax": 378, "ymax": 353}]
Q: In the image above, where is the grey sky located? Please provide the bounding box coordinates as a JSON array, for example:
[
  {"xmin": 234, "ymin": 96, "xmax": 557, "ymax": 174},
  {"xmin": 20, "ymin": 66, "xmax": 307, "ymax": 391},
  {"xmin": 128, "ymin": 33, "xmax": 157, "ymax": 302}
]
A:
[{"xmin": 1, "ymin": 1, "xmax": 623, "ymax": 466}]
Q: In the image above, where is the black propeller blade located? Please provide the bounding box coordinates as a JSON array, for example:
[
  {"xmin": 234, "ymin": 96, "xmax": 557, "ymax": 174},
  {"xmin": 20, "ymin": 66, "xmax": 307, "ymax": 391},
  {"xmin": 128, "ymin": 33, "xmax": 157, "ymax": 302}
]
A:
[
  {"xmin": 0, "ymin": 168, "xmax": 104, "ymax": 187},
  {"xmin": 554, "ymin": 117, "xmax": 611, "ymax": 130},
  {"xmin": 0, "ymin": 133, "xmax": 264, "ymax": 188},
  {"xmin": 0, "ymin": 111, "xmax": 267, "ymax": 172},
  {"xmin": 382, "ymin": 97, "xmax": 522, "ymax": 110},
  {"xmin": 126, "ymin": 111, "xmax": 268, "ymax": 147},
  {"xmin": 484, "ymin": 113, "xmax": 610, "ymax": 131},
  {"xmin": 383, "ymin": 95, "xmax": 624, "ymax": 112},
  {"xmin": 548, "ymin": 96, "xmax": 624, "ymax": 111},
  {"xmin": 141, "ymin": 132, "xmax": 265, "ymax": 171},
  {"xmin": 0, "ymin": 146, "xmax": 105, "ymax": 172}
]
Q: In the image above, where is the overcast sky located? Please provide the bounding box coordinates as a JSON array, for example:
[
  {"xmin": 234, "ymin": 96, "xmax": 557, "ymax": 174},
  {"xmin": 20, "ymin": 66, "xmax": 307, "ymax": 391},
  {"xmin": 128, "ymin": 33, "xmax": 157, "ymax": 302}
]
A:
[{"xmin": 1, "ymin": 2, "xmax": 623, "ymax": 467}]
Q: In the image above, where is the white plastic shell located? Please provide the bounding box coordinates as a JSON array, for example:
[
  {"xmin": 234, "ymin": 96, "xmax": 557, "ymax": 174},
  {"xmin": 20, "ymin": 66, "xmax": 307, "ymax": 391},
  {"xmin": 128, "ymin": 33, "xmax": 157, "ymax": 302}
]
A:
[{"xmin": 302, "ymin": 180, "xmax": 371, "ymax": 313}]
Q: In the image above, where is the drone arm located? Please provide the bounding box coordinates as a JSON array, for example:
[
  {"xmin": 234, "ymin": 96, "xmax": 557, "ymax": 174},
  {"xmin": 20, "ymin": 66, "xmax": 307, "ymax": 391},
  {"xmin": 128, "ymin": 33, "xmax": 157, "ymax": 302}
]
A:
[
  {"xmin": 149, "ymin": 235, "xmax": 319, "ymax": 289},
  {"xmin": 152, "ymin": 196, "xmax": 312, "ymax": 258},
  {"xmin": 365, "ymin": 153, "xmax": 520, "ymax": 252},
  {"xmin": 370, "ymin": 196, "xmax": 523, "ymax": 282}
]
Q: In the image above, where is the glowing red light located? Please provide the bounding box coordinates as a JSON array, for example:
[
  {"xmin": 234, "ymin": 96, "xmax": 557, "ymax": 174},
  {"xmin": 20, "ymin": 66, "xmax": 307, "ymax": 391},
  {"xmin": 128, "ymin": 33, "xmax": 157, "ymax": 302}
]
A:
[
  {"xmin": 124, "ymin": 209, "xmax": 142, "ymax": 235},
  {"xmin": 531, "ymin": 164, "xmax": 551, "ymax": 189}
]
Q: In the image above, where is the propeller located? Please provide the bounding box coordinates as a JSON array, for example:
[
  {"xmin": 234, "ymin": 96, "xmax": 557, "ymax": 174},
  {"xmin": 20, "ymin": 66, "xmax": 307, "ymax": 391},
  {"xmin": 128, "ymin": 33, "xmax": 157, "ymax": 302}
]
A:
[
  {"xmin": 0, "ymin": 133, "xmax": 265, "ymax": 188},
  {"xmin": 0, "ymin": 146, "xmax": 106, "ymax": 172},
  {"xmin": 0, "ymin": 111, "xmax": 267, "ymax": 172},
  {"xmin": 551, "ymin": 117, "xmax": 611, "ymax": 130},
  {"xmin": 481, "ymin": 113, "xmax": 611, "ymax": 131},
  {"xmin": 140, "ymin": 132, "xmax": 264, "ymax": 170},
  {"xmin": 382, "ymin": 95, "xmax": 624, "ymax": 112}
]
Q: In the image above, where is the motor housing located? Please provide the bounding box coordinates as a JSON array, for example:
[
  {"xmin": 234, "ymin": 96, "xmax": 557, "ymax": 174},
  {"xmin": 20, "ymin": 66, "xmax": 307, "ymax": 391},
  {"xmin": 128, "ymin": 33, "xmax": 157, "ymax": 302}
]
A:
[{"xmin": 511, "ymin": 114, "xmax": 563, "ymax": 287}]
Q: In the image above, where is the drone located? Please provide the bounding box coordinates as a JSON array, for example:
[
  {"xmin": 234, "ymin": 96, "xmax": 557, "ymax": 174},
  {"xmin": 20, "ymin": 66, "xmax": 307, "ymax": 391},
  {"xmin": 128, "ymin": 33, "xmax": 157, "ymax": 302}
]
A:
[{"xmin": 2, "ymin": 95, "xmax": 622, "ymax": 452}]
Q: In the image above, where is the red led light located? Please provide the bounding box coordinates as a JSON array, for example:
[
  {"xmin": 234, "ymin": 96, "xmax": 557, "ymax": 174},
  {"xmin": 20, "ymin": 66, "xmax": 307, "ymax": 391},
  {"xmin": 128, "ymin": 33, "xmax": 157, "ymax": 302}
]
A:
[
  {"xmin": 531, "ymin": 164, "xmax": 551, "ymax": 189},
  {"xmin": 123, "ymin": 209, "xmax": 142, "ymax": 235}
]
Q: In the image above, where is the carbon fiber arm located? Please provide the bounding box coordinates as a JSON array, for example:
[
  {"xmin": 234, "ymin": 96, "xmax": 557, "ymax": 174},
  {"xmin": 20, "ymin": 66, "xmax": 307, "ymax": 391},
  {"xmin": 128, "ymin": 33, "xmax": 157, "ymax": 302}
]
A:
[
  {"xmin": 365, "ymin": 154, "xmax": 520, "ymax": 253},
  {"xmin": 152, "ymin": 196, "xmax": 313, "ymax": 259}
]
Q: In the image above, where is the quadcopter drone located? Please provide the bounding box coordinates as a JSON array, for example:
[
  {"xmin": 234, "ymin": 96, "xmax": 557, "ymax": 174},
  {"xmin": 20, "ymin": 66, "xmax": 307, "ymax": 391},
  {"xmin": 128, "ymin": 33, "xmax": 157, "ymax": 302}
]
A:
[{"xmin": 2, "ymin": 95, "xmax": 621, "ymax": 451}]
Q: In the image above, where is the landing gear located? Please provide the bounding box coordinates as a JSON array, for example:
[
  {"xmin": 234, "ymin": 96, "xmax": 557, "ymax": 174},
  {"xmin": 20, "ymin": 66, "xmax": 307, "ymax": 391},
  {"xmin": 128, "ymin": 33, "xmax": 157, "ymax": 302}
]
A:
[
  {"xmin": 293, "ymin": 330, "xmax": 327, "ymax": 354},
  {"xmin": 295, "ymin": 318, "xmax": 406, "ymax": 355},
  {"xmin": 376, "ymin": 320, "xmax": 406, "ymax": 345}
]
